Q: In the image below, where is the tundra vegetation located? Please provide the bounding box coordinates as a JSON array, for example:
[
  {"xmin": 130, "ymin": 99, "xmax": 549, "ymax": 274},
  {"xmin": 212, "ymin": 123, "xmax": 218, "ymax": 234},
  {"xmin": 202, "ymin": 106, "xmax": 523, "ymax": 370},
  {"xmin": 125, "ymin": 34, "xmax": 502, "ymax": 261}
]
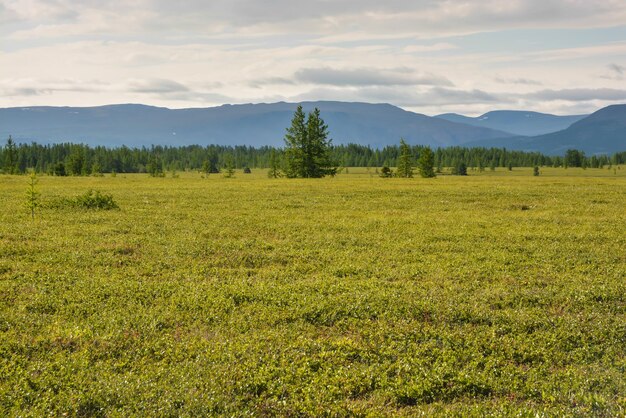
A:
[{"xmin": 1, "ymin": 167, "xmax": 625, "ymax": 416}]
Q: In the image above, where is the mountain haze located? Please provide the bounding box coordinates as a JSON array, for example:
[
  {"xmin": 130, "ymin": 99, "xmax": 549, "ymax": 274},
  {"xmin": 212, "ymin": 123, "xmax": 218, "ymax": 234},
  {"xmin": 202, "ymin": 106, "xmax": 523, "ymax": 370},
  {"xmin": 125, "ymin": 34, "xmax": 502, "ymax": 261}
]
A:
[
  {"xmin": 0, "ymin": 102, "xmax": 513, "ymax": 149},
  {"xmin": 465, "ymin": 104, "xmax": 626, "ymax": 155},
  {"xmin": 436, "ymin": 110, "xmax": 586, "ymax": 136}
]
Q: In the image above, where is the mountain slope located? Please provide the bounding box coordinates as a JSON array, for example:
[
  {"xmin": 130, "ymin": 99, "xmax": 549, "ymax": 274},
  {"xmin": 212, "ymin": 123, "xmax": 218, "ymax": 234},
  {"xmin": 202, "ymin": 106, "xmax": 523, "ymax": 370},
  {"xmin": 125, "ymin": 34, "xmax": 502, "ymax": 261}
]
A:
[
  {"xmin": 436, "ymin": 110, "xmax": 586, "ymax": 136},
  {"xmin": 0, "ymin": 102, "xmax": 513, "ymax": 148},
  {"xmin": 465, "ymin": 104, "xmax": 626, "ymax": 155}
]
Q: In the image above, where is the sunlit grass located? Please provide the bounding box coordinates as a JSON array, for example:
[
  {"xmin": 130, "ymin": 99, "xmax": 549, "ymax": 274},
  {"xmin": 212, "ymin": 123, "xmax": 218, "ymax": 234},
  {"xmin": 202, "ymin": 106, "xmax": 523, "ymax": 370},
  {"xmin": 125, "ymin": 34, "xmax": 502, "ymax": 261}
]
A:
[{"xmin": 1, "ymin": 167, "xmax": 625, "ymax": 416}]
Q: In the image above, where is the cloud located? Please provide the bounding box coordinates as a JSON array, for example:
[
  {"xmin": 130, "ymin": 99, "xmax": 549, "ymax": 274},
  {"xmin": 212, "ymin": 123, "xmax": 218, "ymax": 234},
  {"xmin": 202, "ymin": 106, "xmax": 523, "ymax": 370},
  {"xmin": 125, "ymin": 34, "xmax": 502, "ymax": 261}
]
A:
[
  {"xmin": 126, "ymin": 78, "xmax": 233, "ymax": 103},
  {"xmin": 421, "ymin": 87, "xmax": 501, "ymax": 105},
  {"xmin": 6, "ymin": 0, "xmax": 626, "ymax": 43},
  {"xmin": 495, "ymin": 77, "xmax": 543, "ymax": 86},
  {"xmin": 0, "ymin": 3, "xmax": 19, "ymax": 24},
  {"xmin": 3, "ymin": 1, "xmax": 626, "ymax": 116},
  {"xmin": 0, "ymin": 78, "xmax": 104, "ymax": 97},
  {"xmin": 0, "ymin": 87, "xmax": 42, "ymax": 97},
  {"xmin": 294, "ymin": 67, "xmax": 453, "ymax": 87},
  {"xmin": 403, "ymin": 43, "xmax": 458, "ymax": 53},
  {"xmin": 608, "ymin": 63, "xmax": 625, "ymax": 75},
  {"xmin": 290, "ymin": 85, "xmax": 501, "ymax": 107},
  {"xmin": 128, "ymin": 79, "xmax": 190, "ymax": 94},
  {"xmin": 525, "ymin": 88, "xmax": 626, "ymax": 101}
]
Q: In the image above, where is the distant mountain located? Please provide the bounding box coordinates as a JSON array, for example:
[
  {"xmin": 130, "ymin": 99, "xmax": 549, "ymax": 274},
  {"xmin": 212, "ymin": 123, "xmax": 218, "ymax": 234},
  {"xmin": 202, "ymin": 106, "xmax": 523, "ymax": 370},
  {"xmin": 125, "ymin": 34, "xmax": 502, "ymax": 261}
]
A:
[
  {"xmin": 436, "ymin": 110, "xmax": 586, "ymax": 136},
  {"xmin": 465, "ymin": 104, "xmax": 626, "ymax": 155},
  {"xmin": 0, "ymin": 102, "xmax": 513, "ymax": 148}
]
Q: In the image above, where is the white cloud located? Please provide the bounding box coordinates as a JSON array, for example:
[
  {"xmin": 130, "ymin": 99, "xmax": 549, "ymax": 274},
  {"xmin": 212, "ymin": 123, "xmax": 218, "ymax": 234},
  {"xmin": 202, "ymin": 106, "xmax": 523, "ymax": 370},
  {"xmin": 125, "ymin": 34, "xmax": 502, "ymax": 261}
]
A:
[
  {"xmin": 2, "ymin": 0, "xmax": 626, "ymax": 115},
  {"xmin": 293, "ymin": 67, "xmax": 453, "ymax": 87},
  {"xmin": 525, "ymin": 88, "xmax": 626, "ymax": 101}
]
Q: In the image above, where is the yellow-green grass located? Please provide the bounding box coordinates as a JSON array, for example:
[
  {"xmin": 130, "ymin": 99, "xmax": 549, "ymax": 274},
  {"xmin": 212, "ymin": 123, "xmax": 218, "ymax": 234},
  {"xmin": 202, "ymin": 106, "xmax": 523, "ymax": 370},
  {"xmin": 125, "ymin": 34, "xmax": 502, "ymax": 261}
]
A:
[{"xmin": 1, "ymin": 168, "xmax": 625, "ymax": 416}]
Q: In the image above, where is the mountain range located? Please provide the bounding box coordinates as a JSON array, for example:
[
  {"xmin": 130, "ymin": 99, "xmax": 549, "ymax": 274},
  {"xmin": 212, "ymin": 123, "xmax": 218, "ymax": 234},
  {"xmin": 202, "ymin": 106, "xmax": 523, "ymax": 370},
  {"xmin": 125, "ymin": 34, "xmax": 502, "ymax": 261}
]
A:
[
  {"xmin": 435, "ymin": 111, "xmax": 586, "ymax": 137},
  {"xmin": 0, "ymin": 102, "xmax": 512, "ymax": 149},
  {"xmin": 1, "ymin": 101, "xmax": 625, "ymax": 155},
  {"xmin": 466, "ymin": 105, "xmax": 626, "ymax": 155}
]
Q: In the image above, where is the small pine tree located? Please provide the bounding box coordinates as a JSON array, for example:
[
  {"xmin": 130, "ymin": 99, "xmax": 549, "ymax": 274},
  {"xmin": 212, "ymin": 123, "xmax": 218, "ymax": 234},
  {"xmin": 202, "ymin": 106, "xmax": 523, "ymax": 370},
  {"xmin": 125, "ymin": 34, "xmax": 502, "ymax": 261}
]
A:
[
  {"xmin": 267, "ymin": 149, "xmax": 283, "ymax": 178},
  {"xmin": 223, "ymin": 155, "xmax": 235, "ymax": 178},
  {"xmin": 4, "ymin": 135, "xmax": 19, "ymax": 174},
  {"xmin": 147, "ymin": 156, "xmax": 164, "ymax": 177},
  {"xmin": 91, "ymin": 161, "xmax": 103, "ymax": 177},
  {"xmin": 25, "ymin": 172, "xmax": 40, "ymax": 220},
  {"xmin": 417, "ymin": 147, "xmax": 436, "ymax": 178},
  {"xmin": 66, "ymin": 147, "xmax": 86, "ymax": 176},
  {"xmin": 453, "ymin": 161, "xmax": 468, "ymax": 176},
  {"xmin": 396, "ymin": 139, "xmax": 414, "ymax": 178},
  {"xmin": 201, "ymin": 160, "xmax": 211, "ymax": 177}
]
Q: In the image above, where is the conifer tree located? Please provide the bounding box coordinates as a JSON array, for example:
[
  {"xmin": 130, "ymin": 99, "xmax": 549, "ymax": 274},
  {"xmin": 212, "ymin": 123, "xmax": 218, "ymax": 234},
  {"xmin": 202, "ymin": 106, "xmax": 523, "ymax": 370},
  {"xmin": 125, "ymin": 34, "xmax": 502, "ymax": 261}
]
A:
[
  {"xmin": 147, "ymin": 155, "xmax": 164, "ymax": 177},
  {"xmin": 66, "ymin": 147, "xmax": 86, "ymax": 176},
  {"xmin": 223, "ymin": 154, "xmax": 235, "ymax": 178},
  {"xmin": 396, "ymin": 139, "xmax": 414, "ymax": 178},
  {"xmin": 284, "ymin": 106, "xmax": 336, "ymax": 178},
  {"xmin": 201, "ymin": 160, "xmax": 211, "ymax": 177},
  {"xmin": 305, "ymin": 108, "xmax": 336, "ymax": 178},
  {"xmin": 4, "ymin": 135, "xmax": 18, "ymax": 174},
  {"xmin": 267, "ymin": 149, "xmax": 282, "ymax": 178},
  {"xmin": 417, "ymin": 146, "xmax": 436, "ymax": 178},
  {"xmin": 25, "ymin": 172, "xmax": 39, "ymax": 220},
  {"xmin": 284, "ymin": 105, "xmax": 307, "ymax": 178},
  {"xmin": 454, "ymin": 161, "xmax": 468, "ymax": 176}
]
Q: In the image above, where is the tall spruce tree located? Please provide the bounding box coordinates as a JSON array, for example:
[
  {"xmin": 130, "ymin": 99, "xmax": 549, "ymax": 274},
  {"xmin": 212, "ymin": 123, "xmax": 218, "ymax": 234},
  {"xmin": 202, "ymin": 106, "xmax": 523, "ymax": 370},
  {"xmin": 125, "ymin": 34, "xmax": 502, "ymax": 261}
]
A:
[
  {"xmin": 4, "ymin": 135, "xmax": 18, "ymax": 174},
  {"xmin": 284, "ymin": 105, "xmax": 307, "ymax": 178},
  {"xmin": 417, "ymin": 146, "xmax": 436, "ymax": 178},
  {"xmin": 305, "ymin": 108, "xmax": 336, "ymax": 177},
  {"xmin": 284, "ymin": 106, "xmax": 336, "ymax": 178},
  {"xmin": 396, "ymin": 138, "xmax": 414, "ymax": 178}
]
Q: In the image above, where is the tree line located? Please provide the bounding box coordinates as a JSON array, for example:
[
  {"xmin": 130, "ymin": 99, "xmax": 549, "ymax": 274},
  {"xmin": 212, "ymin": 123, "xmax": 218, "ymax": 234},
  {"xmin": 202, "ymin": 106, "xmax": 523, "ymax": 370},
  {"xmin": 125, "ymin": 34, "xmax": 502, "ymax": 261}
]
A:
[{"xmin": 2, "ymin": 133, "xmax": 625, "ymax": 176}]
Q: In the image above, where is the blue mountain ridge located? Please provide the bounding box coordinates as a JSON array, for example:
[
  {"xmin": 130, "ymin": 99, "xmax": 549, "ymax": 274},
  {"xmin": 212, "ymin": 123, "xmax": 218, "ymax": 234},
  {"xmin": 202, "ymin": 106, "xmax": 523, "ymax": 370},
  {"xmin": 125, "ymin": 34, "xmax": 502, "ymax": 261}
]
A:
[{"xmin": 0, "ymin": 101, "xmax": 513, "ymax": 148}]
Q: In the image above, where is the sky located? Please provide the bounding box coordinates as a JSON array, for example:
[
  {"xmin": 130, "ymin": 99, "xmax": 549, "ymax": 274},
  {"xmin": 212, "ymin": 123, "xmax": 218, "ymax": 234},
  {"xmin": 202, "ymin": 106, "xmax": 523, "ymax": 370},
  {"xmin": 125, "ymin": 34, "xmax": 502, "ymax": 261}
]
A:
[{"xmin": 1, "ymin": 0, "xmax": 626, "ymax": 116}]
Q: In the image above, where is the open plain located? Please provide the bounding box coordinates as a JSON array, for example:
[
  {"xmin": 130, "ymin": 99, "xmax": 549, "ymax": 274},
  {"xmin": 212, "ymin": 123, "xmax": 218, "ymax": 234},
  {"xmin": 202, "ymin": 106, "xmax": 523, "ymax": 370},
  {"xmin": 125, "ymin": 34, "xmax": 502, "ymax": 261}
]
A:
[{"xmin": 1, "ymin": 168, "xmax": 625, "ymax": 416}]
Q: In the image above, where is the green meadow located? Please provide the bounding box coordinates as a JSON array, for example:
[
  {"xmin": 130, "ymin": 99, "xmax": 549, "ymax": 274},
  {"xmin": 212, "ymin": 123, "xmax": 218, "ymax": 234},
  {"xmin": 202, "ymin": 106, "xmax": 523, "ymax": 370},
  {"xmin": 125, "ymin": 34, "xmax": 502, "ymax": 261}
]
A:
[{"xmin": 1, "ymin": 167, "xmax": 625, "ymax": 416}]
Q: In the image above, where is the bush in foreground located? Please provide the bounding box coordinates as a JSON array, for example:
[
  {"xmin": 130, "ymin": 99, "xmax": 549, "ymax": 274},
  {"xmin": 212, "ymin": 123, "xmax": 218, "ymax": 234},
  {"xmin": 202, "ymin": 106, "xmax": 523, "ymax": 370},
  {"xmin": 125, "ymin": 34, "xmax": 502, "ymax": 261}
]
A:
[{"xmin": 47, "ymin": 190, "xmax": 119, "ymax": 210}]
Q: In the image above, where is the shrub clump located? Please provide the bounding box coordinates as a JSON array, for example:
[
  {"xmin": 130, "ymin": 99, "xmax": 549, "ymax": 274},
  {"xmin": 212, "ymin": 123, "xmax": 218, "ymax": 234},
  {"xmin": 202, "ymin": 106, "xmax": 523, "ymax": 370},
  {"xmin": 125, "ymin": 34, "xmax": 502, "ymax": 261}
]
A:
[
  {"xmin": 72, "ymin": 190, "xmax": 119, "ymax": 210},
  {"xmin": 47, "ymin": 190, "xmax": 119, "ymax": 210}
]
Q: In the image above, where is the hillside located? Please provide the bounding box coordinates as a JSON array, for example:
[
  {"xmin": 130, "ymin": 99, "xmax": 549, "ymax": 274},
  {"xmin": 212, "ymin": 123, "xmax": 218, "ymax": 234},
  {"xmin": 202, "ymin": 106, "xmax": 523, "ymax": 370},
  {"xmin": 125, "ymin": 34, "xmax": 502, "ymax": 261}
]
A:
[
  {"xmin": 465, "ymin": 104, "xmax": 626, "ymax": 155},
  {"xmin": 0, "ymin": 102, "xmax": 513, "ymax": 149},
  {"xmin": 436, "ymin": 110, "xmax": 586, "ymax": 136}
]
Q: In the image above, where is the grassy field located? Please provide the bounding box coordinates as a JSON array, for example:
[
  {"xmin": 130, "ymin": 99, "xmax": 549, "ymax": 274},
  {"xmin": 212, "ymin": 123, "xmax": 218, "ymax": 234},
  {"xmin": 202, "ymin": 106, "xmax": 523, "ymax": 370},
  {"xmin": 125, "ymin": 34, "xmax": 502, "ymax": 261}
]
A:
[{"xmin": 1, "ymin": 167, "xmax": 625, "ymax": 416}]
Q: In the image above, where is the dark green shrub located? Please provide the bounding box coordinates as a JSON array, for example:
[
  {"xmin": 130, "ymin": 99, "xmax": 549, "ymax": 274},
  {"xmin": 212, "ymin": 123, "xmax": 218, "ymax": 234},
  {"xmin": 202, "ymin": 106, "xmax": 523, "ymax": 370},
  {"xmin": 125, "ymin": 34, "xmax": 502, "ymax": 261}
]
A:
[
  {"xmin": 73, "ymin": 190, "xmax": 118, "ymax": 210},
  {"xmin": 379, "ymin": 165, "xmax": 393, "ymax": 178},
  {"xmin": 45, "ymin": 190, "xmax": 119, "ymax": 210}
]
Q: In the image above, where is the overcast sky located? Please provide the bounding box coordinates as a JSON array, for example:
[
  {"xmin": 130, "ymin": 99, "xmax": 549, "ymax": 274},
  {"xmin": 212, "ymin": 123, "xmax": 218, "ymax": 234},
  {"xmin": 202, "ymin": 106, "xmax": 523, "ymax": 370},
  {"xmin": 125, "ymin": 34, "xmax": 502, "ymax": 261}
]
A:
[{"xmin": 1, "ymin": 0, "xmax": 626, "ymax": 115}]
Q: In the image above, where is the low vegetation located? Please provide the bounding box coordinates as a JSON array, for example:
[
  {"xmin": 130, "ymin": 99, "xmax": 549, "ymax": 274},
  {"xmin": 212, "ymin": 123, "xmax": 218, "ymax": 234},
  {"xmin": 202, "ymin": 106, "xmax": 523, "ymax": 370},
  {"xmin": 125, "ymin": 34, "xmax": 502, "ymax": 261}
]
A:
[
  {"xmin": 1, "ymin": 167, "xmax": 625, "ymax": 416},
  {"xmin": 45, "ymin": 189, "xmax": 119, "ymax": 210}
]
